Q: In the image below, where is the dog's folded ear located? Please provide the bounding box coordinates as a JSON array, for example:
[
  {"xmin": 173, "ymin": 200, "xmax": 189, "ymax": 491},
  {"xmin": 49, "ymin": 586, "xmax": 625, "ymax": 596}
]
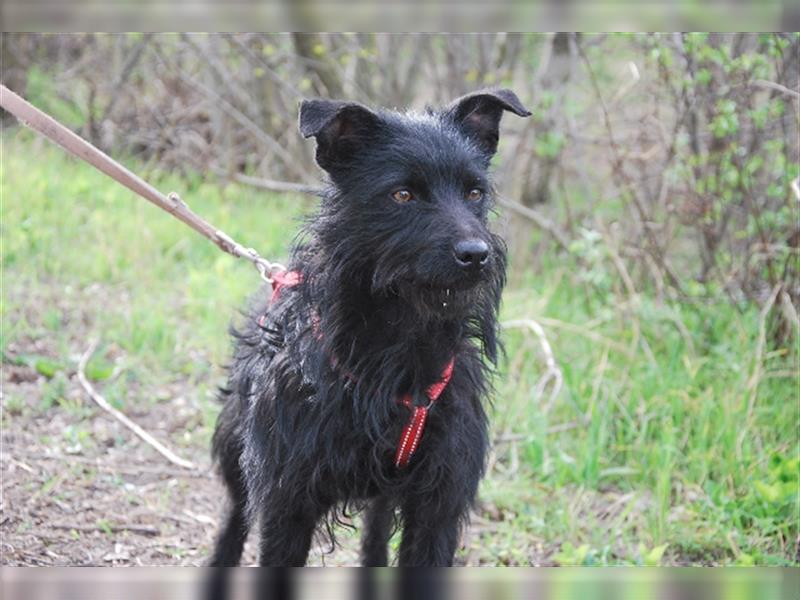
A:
[
  {"xmin": 299, "ymin": 99, "xmax": 381, "ymax": 172},
  {"xmin": 445, "ymin": 88, "xmax": 531, "ymax": 157}
]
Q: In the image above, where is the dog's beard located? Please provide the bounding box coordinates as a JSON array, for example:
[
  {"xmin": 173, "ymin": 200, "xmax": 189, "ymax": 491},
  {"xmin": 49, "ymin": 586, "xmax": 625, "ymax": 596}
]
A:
[
  {"xmin": 367, "ymin": 250, "xmax": 502, "ymax": 321},
  {"xmin": 382, "ymin": 278, "xmax": 486, "ymax": 319}
]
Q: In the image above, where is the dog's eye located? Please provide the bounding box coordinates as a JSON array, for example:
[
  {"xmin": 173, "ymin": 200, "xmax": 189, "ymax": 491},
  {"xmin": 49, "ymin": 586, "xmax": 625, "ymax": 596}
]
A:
[
  {"xmin": 466, "ymin": 188, "xmax": 484, "ymax": 202},
  {"xmin": 392, "ymin": 189, "xmax": 414, "ymax": 204}
]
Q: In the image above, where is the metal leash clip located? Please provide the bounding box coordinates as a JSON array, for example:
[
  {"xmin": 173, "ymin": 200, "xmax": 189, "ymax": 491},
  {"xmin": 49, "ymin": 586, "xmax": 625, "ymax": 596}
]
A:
[{"xmin": 250, "ymin": 251, "xmax": 286, "ymax": 284}]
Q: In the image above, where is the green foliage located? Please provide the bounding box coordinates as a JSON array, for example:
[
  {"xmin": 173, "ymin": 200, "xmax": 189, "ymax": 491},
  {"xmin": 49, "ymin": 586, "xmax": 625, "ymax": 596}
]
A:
[
  {"xmin": 553, "ymin": 543, "xmax": 593, "ymax": 566},
  {"xmin": 25, "ymin": 65, "xmax": 87, "ymax": 129},
  {"xmin": 636, "ymin": 543, "xmax": 669, "ymax": 566},
  {"xmin": 96, "ymin": 518, "xmax": 114, "ymax": 536},
  {"xmin": 8, "ymin": 354, "xmax": 65, "ymax": 378},
  {"xmin": 754, "ymin": 454, "xmax": 799, "ymax": 510},
  {"xmin": 710, "ymin": 99, "xmax": 739, "ymax": 139},
  {"xmin": 3, "ymin": 127, "xmax": 797, "ymax": 566},
  {"xmin": 650, "ymin": 33, "xmax": 797, "ymax": 301},
  {"xmin": 494, "ymin": 247, "xmax": 797, "ymax": 565},
  {"xmin": 3, "ymin": 131, "xmax": 310, "ymax": 375},
  {"xmin": 85, "ymin": 356, "xmax": 115, "ymax": 382},
  {"xmin": 567, "ymin": 228, "xmax": 614, "ymax": 295},
  {"xmin": 533, "ymin": 131, "xmax": 566, "ymax": 160}
]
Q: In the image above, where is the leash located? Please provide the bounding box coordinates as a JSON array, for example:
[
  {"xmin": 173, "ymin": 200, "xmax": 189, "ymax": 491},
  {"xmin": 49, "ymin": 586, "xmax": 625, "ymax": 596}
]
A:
[
  {"xmin": 264, "ymin": 271, "xmax": 455, "ymax": 469},
  {"xmin": 0, "ymin": 84, "xmax": 287, "ymax": 284}
]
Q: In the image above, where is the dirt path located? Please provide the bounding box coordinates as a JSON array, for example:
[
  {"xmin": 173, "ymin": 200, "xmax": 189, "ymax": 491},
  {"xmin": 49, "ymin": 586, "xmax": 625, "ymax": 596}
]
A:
[{"xmin": 1, "ymin": 344, "xmax": 369, "ymax": 566}]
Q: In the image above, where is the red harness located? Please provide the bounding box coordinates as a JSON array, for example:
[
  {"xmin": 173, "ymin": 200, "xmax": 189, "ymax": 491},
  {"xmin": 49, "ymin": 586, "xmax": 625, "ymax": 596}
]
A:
[
  {"xmin": 394, "ymin": 355, "xmax": 454, "ymax": 468},
  {"xmin": 260, "ymin": 270, "xmax": 454, "ymax": 469}
]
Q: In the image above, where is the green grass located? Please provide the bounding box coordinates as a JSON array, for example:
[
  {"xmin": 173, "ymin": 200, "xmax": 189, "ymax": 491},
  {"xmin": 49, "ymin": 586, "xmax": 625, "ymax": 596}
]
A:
[
  {"xmin": 2, "ymin": 131, "xmax": 311, "ymax": 372},
  {"xmin": 2, "ymin": 130, "xmax": 797, "ymax": 565}
]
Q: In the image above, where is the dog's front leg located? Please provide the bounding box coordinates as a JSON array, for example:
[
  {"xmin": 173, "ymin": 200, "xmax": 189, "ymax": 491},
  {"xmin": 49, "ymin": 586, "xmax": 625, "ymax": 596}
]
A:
[
  {"xmin": 361, "ymin": 495, "xmax": 395, "ymax": 566},
  {"xmin": 397, "ymin": 494, "xmax": 468, "ymax": 566},
  {"xmin": 257, "ymin": 494, "xmax": 327, "ymax": 566}
]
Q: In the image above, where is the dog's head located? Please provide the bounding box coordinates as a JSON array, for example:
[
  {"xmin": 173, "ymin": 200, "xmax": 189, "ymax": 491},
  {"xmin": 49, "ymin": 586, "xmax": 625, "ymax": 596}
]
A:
[{"xmin": 298, "ymin": 89, "xmax": 530, "ymax": 322}]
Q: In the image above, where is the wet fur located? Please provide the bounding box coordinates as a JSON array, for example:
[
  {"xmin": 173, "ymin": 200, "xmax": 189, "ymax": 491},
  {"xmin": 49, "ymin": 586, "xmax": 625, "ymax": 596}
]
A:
[{"xmin": 210, "ymin": 89, "xmax": 529, "ymax": 566}]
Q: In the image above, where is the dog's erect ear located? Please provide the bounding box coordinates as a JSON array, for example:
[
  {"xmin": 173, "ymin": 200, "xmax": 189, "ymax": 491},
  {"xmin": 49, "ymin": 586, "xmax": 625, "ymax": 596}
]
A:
[
  {"xmin": 298, "ymin": 99, "xmax": 381, "ymax": 172},
  {"xmin": 445, "ymin": 88, "xmax": 531, "ymax": 157}
]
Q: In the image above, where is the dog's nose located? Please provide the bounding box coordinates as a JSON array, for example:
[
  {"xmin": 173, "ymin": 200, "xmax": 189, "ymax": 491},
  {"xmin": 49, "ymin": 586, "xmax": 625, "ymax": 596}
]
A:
[{"xmin": 454, "ymin": 239, "xmax": 490, "ymax": 269}]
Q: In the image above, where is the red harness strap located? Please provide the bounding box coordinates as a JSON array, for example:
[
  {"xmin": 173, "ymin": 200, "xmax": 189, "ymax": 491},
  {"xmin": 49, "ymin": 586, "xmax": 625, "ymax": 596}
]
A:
[
  {"xmin": 259, "ymin": 270, "xmax": 455, "ymax": 469},
  {"xmin": 394, "ymin": 356, "xmax": 455, "ymax": 468}
]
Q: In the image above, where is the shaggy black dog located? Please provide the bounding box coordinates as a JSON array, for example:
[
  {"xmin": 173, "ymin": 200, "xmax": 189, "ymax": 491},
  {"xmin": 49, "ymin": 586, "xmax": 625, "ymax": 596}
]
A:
[{"xmin": 210, "ymin": 88, "xmax": 530, "ymax": 567}]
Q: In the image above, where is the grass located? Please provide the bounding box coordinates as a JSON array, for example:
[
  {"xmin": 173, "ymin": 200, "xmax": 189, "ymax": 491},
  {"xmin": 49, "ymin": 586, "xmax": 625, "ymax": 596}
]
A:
[{"xmin": 2, "ymin": 130, "xmax": 797, "ymax": 565}]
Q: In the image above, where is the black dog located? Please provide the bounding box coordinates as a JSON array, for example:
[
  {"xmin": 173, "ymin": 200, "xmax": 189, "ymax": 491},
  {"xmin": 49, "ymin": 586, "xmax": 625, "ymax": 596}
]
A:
[{"xmin": 209, "ymin": 88, "xmax": 530, "ymax": 567}]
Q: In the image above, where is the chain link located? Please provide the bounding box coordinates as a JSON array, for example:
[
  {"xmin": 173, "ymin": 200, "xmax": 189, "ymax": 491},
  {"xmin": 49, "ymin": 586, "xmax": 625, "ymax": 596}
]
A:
[
  {"xmin": 248, "ymin": 248, "xmax": 286, "ymax": 284},
  {"xmin": 213, "ymin": 229, "xmax": 286, "ymax": 283}
]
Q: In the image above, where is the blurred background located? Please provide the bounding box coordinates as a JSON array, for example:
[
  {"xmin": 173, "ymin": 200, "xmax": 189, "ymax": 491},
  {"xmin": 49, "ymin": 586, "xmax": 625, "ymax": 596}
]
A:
[{"xmin": 1, "ymin": 33, "xmax": 798, "ymax": 567}]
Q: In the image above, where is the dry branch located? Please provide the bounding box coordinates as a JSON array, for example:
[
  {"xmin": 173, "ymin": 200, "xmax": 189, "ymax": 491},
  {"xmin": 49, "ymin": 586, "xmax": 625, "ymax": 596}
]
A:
[
  {"xmin": 779, "ymin": 290, "xmax": 800, "ymax": 338},
  {"xmin": 536, "ymin": 316, "xmax": 635, "ymax": 358},
  {"xmin": 751, "ymin": 79, "xmax": 800, "ymax": 99},
  {"xmin": 496, "ymin": 197, "xmax": 571, "ymax": 252},
  {"xmin": 577, "ymin": 43, "xmax": 685, "ymax": 295},
  {"xmin": 502, "ymin": 319, "xmax": 563, "ymax": 413},
  {"xmin": 100, "ymin": 34, "xmax": 152, "ymax": 124},
  {"xmin": 152, "ymin": 47, "xmax": 311, "ymax": 182},
  {"xmin": 224, "ymin": 171, "xmax": 322, "ymax": 195},
  {"xmin": 76, "ymin": 340, "xmax": 196, "ymax": 470}
]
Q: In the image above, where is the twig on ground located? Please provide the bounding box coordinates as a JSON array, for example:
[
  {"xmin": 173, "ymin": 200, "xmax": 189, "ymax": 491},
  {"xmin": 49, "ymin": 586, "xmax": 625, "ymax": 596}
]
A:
[
  {"xmin": 502, "ymin": 319, "xmax": 563, "ymax": 414},
  {"xmin": 49, "ymin": 523, "xmax": 160, "ymax": 537},
  {"xmin": 29, "ymin": 471, "xmax": 69, "ymax": 506},
  {"xmin": 182, "ymin": 509, "xmax": 217, "ymax": 527},
  {"xmin": 77, "ymin": 340, "xmax": 196, "ymax": 470},
  {"xmin": 2, "ymin": 449, "xmax": 211, "ymax": 478},
  {"xmin": 8, "ymin": 458, "xmax": 35, "ymax": 474}
]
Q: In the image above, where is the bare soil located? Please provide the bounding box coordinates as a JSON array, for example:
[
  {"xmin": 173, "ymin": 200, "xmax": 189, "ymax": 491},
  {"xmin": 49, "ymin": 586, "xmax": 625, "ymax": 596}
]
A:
[{"xmin": 1, "ymin": 333, "xmax": 365, "ymax": 566}]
